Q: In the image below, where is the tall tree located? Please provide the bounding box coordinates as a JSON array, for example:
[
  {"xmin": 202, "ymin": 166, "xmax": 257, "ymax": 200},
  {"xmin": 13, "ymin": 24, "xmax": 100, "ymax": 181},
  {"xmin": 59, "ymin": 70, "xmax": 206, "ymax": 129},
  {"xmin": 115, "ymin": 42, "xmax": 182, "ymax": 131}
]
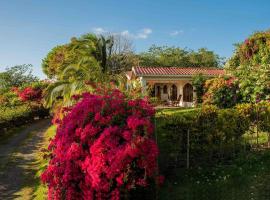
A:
[
  {"xmin": 95, "ymin": 35, "xmax": 114, "ymax": 73},
  {"xmin": 42, "ymin": 34, "xmax": 98, "ymax": 79},
  {"xmin": 0, "ymin": 64, "xmax": 38, "ymax": 90}
]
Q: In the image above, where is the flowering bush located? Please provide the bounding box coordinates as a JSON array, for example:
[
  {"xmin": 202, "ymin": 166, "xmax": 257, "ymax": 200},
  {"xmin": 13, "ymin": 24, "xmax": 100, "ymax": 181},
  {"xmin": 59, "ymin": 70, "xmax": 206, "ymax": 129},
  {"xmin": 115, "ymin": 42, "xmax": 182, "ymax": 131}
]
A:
[
  {"xmin": 226, "ymin": 30, "xmax": 270, "ymax": 102},
  {"xmin": 41, "ymin": 89, "xmax": 159, "ymax": 199},
  {"xmin": 227, "ymin": 31, "xmax": 270, "ymax": 66},
  {"xmin": 203, "ymin": 77, "xmax": 241, "ymax": 108},
  {"xmin": 17, "ymin": 86, "xmax": 42, "ymax": 102}
]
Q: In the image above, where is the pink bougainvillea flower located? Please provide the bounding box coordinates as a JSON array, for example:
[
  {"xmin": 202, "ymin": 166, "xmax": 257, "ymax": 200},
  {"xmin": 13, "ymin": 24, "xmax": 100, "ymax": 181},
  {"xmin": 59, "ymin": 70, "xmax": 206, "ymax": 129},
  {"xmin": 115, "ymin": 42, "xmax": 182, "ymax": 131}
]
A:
[{"xmin": 41, "ymin": 89, "xmax": 160, "ymax": 199}]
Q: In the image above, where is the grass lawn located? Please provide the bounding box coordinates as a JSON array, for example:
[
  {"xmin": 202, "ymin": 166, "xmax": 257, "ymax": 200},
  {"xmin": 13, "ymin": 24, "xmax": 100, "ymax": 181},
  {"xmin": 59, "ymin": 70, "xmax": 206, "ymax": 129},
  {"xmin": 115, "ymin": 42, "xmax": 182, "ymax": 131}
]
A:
[
  {"xmin": 155, "ymin": 107, "xmax": 200, "ymax": 117},
  {"xmin": 156, "ymin": 107, "xmax": 270, "ymax": 200},
  {"xmin": 33, "ymin": 125, "xmax": 56, "ymax": 199},
  {"xmin": 158, "ymin": 150, "xmax": 270, "ymax": 200}
]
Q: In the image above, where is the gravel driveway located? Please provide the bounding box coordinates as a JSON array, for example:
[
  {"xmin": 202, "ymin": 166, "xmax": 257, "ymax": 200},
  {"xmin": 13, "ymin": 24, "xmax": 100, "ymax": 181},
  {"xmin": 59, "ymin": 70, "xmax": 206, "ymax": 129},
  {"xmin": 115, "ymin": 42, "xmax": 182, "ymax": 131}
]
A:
[{"xmin": 0, "ymin": 119, "xmax": 51, "ymax": 199}]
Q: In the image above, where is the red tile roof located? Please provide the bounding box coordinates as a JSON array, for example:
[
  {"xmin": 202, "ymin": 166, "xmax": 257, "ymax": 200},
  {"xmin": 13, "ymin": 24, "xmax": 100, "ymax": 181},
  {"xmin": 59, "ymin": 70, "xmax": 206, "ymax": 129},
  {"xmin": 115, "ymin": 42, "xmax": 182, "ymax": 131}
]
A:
[{"xmin": 133, "ymin": 66, "xmax": 225, "ymax": 76}]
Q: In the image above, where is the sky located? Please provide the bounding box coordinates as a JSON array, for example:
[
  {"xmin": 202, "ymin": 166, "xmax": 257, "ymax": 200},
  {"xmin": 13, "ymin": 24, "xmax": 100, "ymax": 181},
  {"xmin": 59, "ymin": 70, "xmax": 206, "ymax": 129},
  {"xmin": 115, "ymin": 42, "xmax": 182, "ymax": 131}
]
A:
[{"xmin": 0, "ymin": 0, "xmax": 269, "ymax": 78}]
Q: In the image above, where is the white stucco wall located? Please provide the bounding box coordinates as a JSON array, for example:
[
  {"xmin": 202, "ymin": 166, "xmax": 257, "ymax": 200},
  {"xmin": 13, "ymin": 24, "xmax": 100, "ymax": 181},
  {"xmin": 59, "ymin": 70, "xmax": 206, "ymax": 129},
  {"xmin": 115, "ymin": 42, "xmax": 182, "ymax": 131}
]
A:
[{"xmin": 152, "ymin": 81, "xmax": 195, "ymax": 107}]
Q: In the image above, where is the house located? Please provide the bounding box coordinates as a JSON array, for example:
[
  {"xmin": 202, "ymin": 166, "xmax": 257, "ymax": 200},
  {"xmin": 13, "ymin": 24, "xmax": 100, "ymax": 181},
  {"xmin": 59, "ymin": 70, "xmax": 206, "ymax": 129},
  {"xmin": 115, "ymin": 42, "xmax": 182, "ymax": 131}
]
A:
[{"xmin": 126, "ymin": 66, "xmax": 225, "ymax": 107}]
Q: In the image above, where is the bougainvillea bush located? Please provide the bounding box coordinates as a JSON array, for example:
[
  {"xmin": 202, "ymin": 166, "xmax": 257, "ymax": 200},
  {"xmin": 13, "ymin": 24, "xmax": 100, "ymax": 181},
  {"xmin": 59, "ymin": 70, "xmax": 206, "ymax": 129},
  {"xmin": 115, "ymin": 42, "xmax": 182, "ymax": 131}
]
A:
[
  {"xmin": 41, "ymin": 89, "xmax": 160, "ymax": 200},
  {"xmin": 226, "ymin": 30, "xmax": 270, "ymax": 102},
  {"xmin": 17, "ymin": 86, "xmax": 42, "ymax": 102}
]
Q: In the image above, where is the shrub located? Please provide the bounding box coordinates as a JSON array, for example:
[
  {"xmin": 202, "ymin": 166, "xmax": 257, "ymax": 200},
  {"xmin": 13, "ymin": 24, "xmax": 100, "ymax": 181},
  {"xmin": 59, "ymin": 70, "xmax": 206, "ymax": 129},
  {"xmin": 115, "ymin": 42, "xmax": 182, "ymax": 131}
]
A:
[
  {"xmin": 192, "ymin": 73, "xmax": 208, "ymax": 104},
  {"xmin": 226, "ymin": 30, "xmax": 270, "ymax": 102},
  {"xmin": 17, "ymin": 86, "xmax": 42, "ymax": 102},
  {"xmin": 41, "ymin": 90, "xmax": 159, "ymax": 199},
  {"xmin": 203, "ymin": 77, "xmax": 242, "ymax": 108},
  {"xmin": 0, "ymin": 105, "xmax": 49, "ymax": 131},
  {"xmin": 236, "ymin": 101, "xmax": 270, "ymax": 132},
  {"xmin": 0, "ymin": 91, "xmax": 22, "ymax": 107},
  {"xmin": 156, "ymin": 105, "xmax": 255, "ymax": 170}
]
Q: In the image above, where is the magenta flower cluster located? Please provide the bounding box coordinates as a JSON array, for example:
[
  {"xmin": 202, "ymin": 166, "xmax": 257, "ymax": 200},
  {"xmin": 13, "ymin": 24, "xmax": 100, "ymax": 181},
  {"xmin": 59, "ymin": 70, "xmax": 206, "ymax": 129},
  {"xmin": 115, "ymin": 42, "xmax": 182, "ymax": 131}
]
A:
[{"xmin": 41, "ymin": 89, "xmax": 159, "ymax": 199}]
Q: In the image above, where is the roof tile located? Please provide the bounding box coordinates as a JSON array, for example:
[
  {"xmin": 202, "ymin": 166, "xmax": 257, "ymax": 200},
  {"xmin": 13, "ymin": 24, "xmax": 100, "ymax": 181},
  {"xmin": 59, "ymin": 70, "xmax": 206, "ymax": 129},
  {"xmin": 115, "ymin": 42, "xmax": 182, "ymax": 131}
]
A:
[{"xmin": 133, "ymin": 66, "xmax": 224, "ymax": 76}]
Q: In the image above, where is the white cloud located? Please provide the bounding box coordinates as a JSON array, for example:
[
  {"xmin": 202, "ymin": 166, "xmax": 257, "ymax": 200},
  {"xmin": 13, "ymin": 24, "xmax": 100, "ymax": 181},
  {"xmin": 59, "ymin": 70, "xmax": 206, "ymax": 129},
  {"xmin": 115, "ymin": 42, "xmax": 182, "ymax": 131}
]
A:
[
  {"xmin": 120, "ymin": 28, "xmax": 152, "ymax": 39},
  {"xmin": 136, "ymin": 28, "xmax": 152, "ymax": 39},
  {"xmin": 120, "ymin": 30, "xmax": 130, "ymax": 37},
  {"xmin": 92, "ymin": 27, "xmax": 107, "ymax": 34},
  {"xmin": 170, "ymin": 30, "xmax": 184, "ymax": 36},
  {"xmin": 93, "ymin": 27, "xmax": 152, "ymax": 39}
]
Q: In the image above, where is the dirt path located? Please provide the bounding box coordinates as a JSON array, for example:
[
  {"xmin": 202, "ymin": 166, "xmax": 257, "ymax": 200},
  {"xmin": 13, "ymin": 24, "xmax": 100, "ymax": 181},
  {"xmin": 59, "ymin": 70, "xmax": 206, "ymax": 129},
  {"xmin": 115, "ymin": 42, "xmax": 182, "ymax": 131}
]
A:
[{"xmin": 0, "ymin": 119, "xmax": 51, "ymax": 200}]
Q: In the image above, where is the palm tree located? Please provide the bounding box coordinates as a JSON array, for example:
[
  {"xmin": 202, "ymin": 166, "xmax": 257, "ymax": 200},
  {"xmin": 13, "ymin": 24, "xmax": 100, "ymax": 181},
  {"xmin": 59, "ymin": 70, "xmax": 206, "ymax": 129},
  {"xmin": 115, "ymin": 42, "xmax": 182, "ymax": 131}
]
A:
[
  {"xmin": 95, "ymin": 35, "xmax": 114, "ymax": 73},
  {"xmin": 44, "ymin": 34, "xmax": 116, "ymax": 109},
  {"xmin": 44, "ymin": 57, "xmax": 103, "ymax": 108}
]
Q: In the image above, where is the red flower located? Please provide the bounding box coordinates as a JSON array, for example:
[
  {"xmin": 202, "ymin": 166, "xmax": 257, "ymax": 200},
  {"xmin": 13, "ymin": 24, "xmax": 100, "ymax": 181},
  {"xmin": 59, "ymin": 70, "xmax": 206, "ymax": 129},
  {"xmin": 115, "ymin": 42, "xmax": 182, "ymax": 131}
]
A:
[
  {"xmin": 41, "ymin": 89, "xmax": 160, "ymax": 199},
  {"xmin": 17, "ymin": 87, "xmax": 42, "ymax": 102}
]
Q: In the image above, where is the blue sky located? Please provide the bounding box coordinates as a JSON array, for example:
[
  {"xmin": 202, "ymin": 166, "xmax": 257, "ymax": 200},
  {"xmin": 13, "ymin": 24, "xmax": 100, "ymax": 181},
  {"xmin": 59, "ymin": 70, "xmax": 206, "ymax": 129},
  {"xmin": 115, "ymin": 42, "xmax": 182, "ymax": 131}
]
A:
[{"xmin": 0, "ymin": 0, "xmax": 269, "ymax": 78}]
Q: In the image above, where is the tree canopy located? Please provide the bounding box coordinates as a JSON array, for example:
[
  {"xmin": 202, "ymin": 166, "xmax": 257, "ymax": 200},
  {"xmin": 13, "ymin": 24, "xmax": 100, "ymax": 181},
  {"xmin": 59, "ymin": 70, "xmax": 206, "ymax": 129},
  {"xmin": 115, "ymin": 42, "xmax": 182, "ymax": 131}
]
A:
[
  {"xmin": 0, "ymin": 64, "xmax": 38, "ymax": 91},
  {"xmin": 138, "ymin": 45, "xmax": 224, "ymax": 68},
  {"xmin": 42, "ymin": 33, "xmax": 139, "ymax": 80}
]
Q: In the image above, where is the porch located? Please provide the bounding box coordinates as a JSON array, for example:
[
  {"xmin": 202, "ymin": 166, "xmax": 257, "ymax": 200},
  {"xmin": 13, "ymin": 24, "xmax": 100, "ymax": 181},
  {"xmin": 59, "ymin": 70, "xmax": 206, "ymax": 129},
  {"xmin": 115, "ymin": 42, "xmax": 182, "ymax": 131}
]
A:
[{"xmin": 145, "ymin": 80, "xmax": 196, "ymax": 107}]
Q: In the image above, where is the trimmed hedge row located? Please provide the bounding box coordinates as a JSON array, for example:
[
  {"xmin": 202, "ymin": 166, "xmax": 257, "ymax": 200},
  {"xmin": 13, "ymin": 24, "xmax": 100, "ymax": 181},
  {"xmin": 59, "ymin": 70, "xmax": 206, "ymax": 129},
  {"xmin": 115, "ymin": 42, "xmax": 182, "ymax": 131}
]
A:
[
  {"xmin": 156, "ymin": 103, "xmax": 270, "ymax": 171},
  {"xmin": 0, "ymin": 105, "xmax": 49, "ymax": 131}
]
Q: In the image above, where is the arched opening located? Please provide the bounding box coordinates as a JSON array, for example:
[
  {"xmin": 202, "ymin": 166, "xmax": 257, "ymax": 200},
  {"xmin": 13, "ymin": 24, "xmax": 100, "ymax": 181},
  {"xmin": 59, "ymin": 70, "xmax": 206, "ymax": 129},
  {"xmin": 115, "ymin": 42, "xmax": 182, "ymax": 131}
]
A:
[
  {"xmin": 170, "ymin": 84, "xmax": 177, "ymax": 101},
  {"xmin": 183, "ymin": 83, "xmax": 193, "ymax": 102},
  {"xmin": 163, "ymin": 85, "xmax": 168, "ymax": 94},
  {"xmin": 156, "ymin": 85, "xmax": 161, "ymax": 99}
]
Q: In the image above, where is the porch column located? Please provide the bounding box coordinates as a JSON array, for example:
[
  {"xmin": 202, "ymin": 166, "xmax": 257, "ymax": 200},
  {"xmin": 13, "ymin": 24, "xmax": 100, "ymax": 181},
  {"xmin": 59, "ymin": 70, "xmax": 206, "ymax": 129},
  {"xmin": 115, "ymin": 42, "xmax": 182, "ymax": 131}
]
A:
[{"xmin": 140, "ymin": 77, "xmax": 147, "ymax": 93}]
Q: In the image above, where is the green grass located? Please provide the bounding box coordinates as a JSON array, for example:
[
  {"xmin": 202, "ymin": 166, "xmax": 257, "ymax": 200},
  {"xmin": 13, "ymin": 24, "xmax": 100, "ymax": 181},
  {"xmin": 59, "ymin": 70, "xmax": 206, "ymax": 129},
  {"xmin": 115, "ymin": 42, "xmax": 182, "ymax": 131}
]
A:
[
  {"xmin": 158, "ymin": 149, "xmax": 270, "ymax": 200},
  {"xmin": 156, "ymin": 107, "xmax": 200, "ymax": 117},
  {"xmin": 155, "ymin": 107, "xmax": 270, "ymax": 200},
  {"xmin": 33, "ymin": 125, "xmax": 56, "ymax": 199}
]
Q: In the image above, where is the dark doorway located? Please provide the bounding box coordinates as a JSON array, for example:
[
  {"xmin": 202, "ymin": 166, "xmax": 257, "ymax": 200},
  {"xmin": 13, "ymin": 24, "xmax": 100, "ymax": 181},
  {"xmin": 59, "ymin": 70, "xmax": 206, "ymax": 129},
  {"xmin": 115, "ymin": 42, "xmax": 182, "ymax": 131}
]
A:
[
  {"xmin": 183, "ymin": 83, "xmax": 193, "ymax": 102},
  {"xmin": 170, "ymin": 84, "xmax": 177, "ymax": 101},
  {"xmin": 156, "ymin": 86, "xmax": 161, "ymax": 99}
]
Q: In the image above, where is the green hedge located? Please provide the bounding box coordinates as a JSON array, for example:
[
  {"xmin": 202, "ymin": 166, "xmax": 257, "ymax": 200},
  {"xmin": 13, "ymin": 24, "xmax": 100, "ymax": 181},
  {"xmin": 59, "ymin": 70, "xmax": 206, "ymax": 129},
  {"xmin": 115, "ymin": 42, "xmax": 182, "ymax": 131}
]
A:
[
  {"xmin": 156, "ymin": 103, "xmax": 270, "ymax": 171},
  {"xmin": 0, "ymin": 105, "xmax": 49, "ymax": 131}
]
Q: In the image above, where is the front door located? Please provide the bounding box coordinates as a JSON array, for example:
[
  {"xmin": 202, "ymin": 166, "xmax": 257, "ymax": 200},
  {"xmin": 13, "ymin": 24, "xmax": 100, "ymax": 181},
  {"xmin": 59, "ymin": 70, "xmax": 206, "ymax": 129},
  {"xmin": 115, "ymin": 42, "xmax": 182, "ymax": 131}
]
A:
[{"xmin": 183, "ymin": 83, "xmax": 193, "ymax": 102}]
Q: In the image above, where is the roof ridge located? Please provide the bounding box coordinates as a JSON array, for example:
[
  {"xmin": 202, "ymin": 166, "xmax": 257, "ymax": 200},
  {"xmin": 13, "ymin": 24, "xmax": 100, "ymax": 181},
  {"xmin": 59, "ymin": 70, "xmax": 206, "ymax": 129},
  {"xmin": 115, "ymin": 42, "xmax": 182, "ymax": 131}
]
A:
[{"xmin": 136, "ymin": 66, "xmax": 224, "ymax": 70}]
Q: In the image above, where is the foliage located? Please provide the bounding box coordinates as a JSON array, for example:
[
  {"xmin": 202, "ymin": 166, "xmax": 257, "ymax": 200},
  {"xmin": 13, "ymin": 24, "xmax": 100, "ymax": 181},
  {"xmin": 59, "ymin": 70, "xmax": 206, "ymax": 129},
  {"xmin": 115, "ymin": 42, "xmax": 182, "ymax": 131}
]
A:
[
  {"xmin": 108, "ymin": 53, "xmax": 139, "ymax": 74},
  {"xmin": 236, "ymin": 101, "xmax": 270, "ymax": 133},
  {"xmin": 0, "ymin": 64, "xmax": 38, "ymax": 90},
  {"xmin": 17, "ymin": 86, "xmax": 42, "ymax": 102},
  {"xmin": 0, "ymin": 105, "xmax": 48, "ymax": 131},
  {"xmin": 107, "ymin": 34, "xmax": 139, "ymax": 74},
  {"xmin": 41, "ymin": 89, "xmax": 160, "ymax": 199},
  {"xmin": 156, "ymin": 103, "xmax": 270, "ymax": 170},
  {"xmin": 42, "ymin": 34, "xmax": 99, "ymax": 79},
  {"xmin": 230, "ymin": 63, "xmax": 269, "ymax": 102},
  {"xmin": 139, "ymin": 45, "xmax": 224, "ymax": 68},
  {"xmin": 203, "ymin": 77, "xmax": 241, "ymax": 108},
  {"xmin": 226, "ymin": 30, "xmax": 270, "ymax": 102},
  {"xmin": 0, "ymin": 90, "xmax": 22, "ymax": 107},
  {"xmin": 0, "ymin": 80, "xmax": 49, "ymax": 131},
  {"xmin": 42, "ymin": 33, "xmax": 136, "ymax": 79},
  {"xmin": 42, "ymin": 33, "xmax": 137, "ymax": 109},
  {"xmin": 192, "ymin": 73, "xmax": 208, "ymax": 103},
  {"xmin": 227, "ymin": 30, "xmax": 270, "ymax": 67},
  {"xmin": 43, "ymin": 58, "xmax": 100, "ymax": 108}
]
